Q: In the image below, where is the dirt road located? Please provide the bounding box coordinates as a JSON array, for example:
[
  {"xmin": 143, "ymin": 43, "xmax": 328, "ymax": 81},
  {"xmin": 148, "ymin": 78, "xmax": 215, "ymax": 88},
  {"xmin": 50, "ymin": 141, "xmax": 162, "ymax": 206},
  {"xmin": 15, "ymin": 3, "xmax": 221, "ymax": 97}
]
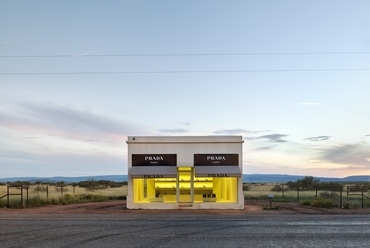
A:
[{"xmin": 1, "ymin": 200, "xmax": 369, "ymax": 215}]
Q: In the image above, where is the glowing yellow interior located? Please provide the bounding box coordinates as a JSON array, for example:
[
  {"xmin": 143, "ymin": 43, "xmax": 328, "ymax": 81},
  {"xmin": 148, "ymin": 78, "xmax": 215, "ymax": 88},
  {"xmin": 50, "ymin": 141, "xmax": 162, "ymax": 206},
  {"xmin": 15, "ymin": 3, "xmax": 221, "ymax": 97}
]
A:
[{"xmin": 133, "ymin": 167, "xmax": 238, "ymax": 203}]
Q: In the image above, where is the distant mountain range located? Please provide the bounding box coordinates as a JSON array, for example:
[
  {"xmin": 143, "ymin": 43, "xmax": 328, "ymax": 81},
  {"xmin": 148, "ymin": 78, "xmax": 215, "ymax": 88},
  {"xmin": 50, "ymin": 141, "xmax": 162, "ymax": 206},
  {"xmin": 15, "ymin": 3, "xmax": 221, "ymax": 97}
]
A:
[
  {"xmin": 0, "ymin": 175, "xmax": 127, "ymax": 183},
  {"xmin": 0, "ymin": 174, "xmax": 369, "ymax": 183},
  {"xmin": 242, "ymin": 174, "xmax": 370, "ymax": 183}
]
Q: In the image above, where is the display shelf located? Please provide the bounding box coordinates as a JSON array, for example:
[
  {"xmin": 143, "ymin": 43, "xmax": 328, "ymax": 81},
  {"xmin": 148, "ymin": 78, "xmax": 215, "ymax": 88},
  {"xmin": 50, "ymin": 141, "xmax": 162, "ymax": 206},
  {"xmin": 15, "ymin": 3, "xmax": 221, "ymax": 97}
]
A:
[
  {"xmin": 203, "ymin": 198, "xmax": 216, "ymax": 202},
  {"xmin": 150, "ymin": 198, "xmax": 164, "ymax": 202},
  {"xmin": 154, "ymin": 178, "xmax": 176, "ymax": 182}
]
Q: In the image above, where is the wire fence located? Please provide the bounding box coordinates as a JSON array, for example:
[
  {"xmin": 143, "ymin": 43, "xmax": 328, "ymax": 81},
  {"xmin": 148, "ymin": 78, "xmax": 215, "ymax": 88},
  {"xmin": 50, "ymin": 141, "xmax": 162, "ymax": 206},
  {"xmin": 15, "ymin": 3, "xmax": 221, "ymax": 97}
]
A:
[
  {"xmin": 243, "ymin": 183, "xmax": 370, "ymax": 209},
  {"xmin": 0, "ymin": 184, "xmax": 127, "ymax": 208},
  {"xmin": 1, "ymin": 183, "xmax": 369, "ymax": 209}
]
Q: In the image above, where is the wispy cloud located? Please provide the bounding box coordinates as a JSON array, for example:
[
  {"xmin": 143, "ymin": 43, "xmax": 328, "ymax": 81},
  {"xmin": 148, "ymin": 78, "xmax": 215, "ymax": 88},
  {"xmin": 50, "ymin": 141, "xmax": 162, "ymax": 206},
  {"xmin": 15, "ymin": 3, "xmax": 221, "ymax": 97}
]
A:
[
  {"xmin": 81, "ymin": 37, "xmax": 103, "ymax": 47},
  {"xmin": 317, "ymin": 143, "xmax": 370, "ymax": 168},
  {"xmin": 23, "ymin": 136, "xmax": 38, "ymax": 139},
  {"xmin": 0, "ymin": 99, "xmax": 149, "ymax": 143},
  {"xmin": 303, "ymin": 136, "xmax": 331, "ymax": 141},
  {"xmin": 214, "ymin": 129, "xmax": 249, "ymax": 135},
  {"xmin": 255, "ymin": 146, "xmax": 273, "ymax": 151},
  {"xmin": 178, "ymin": 122, "xmax": 191, "ymax": 126},
  {"xmin": 246, "ymin": 133, "xmax": 289, "ymax": 143},
  {"xmin": 214, "ymin": 129, "xmax": 271, "ymax": 135},
  {"xmin": 328, "ymin": 165, "xmax": 367, "ymax": 171}
]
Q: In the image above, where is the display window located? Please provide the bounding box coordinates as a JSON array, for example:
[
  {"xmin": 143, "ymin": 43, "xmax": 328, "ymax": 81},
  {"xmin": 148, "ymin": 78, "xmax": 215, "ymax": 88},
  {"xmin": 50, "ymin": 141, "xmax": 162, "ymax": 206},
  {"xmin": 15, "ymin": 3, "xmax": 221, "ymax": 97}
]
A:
[{"xmin": 133, "ymin": 167, "xmax": 238, "ymax": 204}]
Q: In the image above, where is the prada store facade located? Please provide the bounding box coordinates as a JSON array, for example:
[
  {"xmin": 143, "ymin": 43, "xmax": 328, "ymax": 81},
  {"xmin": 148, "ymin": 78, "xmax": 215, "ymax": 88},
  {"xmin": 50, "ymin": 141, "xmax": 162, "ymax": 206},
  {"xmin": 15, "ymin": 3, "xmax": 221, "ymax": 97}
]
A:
[{"xmin": 126, "ymin": 136, "xmax": 244, "ymax": 209}]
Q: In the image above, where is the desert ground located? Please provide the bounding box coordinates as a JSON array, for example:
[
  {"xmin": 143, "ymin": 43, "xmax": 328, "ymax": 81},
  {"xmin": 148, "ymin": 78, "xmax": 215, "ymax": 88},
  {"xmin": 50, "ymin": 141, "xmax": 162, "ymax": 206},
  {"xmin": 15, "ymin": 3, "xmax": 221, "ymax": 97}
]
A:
[{"xmin": 1, "ymin": 199, "xmax": 369, "ymax": 215}]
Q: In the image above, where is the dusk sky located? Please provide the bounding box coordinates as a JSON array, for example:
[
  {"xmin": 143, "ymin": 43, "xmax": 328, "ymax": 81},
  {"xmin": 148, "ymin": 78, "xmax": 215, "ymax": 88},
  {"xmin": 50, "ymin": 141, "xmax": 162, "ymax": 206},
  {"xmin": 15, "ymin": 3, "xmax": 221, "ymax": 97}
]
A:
[{"xmin": 1, "ymin": 1, "xmax": 370, "ymax": 178}]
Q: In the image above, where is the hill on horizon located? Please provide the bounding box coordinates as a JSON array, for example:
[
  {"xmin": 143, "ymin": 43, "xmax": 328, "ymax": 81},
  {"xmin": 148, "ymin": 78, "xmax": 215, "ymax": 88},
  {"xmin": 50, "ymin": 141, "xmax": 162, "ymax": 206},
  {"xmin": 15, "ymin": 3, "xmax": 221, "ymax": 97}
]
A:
[{"xmin": 0, "ymin": 174, "xmax": 369, "ymax": 183}]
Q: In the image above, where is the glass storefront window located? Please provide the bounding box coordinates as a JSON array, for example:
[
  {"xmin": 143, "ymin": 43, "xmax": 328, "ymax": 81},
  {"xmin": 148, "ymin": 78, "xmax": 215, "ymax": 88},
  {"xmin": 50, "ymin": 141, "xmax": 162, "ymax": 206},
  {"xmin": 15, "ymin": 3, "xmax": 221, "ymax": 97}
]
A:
[
  {"xmin": 194, "ymin": 176, "xmax": 238, "ymax": 203},
  {"xmin": 133, "ymin": 168, "xmax": 238, "ymax": 204},
  {"xmin": 133, "ymin": 178, "xmax": 177, "ymax": 203}
]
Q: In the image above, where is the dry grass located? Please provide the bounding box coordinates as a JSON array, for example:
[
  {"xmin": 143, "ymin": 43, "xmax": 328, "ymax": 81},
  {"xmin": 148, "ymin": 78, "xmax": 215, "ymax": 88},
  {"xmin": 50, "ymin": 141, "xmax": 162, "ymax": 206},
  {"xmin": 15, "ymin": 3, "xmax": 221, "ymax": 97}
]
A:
[
  {"xmin": 1, "ymin": 183, "xmax": 368, "ymax": 208},
  {"xmin": 0, "ymin": 185, "xmax": 128, "ymax": 208}
]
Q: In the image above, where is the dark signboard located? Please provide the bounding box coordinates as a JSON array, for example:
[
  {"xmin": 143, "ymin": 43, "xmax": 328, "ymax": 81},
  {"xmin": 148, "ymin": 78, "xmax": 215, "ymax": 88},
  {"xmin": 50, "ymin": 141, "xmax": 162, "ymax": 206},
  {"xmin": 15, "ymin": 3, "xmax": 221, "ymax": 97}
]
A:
[
  {"xmin": 132, "ymin": 154, "xmax": 177, "ymax": 166},
  {"xmin": 194, "ymin": 154, "xmax": 238, "ymax": 166}
]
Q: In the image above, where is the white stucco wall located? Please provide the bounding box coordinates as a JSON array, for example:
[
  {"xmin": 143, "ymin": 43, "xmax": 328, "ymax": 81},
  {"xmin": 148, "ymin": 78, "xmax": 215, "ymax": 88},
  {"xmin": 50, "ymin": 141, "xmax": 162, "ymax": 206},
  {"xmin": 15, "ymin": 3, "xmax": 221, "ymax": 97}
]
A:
[{"xmin": 126, "ymin": 136, "xmax": 244, "ymax": 209}]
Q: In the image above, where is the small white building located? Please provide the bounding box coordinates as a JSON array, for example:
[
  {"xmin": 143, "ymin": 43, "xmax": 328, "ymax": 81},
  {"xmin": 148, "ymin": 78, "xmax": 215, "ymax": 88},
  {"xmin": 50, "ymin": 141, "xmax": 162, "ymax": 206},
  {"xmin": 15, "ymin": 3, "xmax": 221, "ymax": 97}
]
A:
[{"xmin": 126, "ymin": 136, "xmax": 244, "ymax": 209}]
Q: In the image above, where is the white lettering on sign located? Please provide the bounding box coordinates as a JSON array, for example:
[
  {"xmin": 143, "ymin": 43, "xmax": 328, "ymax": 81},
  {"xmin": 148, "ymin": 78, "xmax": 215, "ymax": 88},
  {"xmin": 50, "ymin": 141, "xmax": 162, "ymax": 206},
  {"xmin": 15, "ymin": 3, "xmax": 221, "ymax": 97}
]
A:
[
  {"xmin": 206, "ymin": 156, "xmax": 226, "ymax": 161},
  {"xmin": 145, "ymin": 156, "xmax": 164, "ymax": 161},
  {"xmin": 207, "ymin": 174, "xmax": 228, "ymax": 177},
  {"xmin": 143, "ymin": 175, "xmax": 164, "ymax": 178}
]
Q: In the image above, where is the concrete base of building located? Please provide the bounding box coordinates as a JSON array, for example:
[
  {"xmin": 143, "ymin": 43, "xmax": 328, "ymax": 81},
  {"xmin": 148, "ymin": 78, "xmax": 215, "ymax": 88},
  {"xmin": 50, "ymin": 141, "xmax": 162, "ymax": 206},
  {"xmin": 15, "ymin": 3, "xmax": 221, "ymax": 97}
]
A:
[{"xmin": 127, "ymin": 202, "xmax": 245, "ymax": 210}]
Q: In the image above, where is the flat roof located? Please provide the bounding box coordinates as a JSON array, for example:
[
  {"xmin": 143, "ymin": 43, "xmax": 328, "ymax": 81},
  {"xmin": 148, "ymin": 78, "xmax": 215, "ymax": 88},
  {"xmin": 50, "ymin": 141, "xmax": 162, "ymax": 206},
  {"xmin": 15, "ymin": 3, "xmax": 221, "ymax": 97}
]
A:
[{"xmin": 127, "ymin": 136, "xmax": 244, "ymax": 144}]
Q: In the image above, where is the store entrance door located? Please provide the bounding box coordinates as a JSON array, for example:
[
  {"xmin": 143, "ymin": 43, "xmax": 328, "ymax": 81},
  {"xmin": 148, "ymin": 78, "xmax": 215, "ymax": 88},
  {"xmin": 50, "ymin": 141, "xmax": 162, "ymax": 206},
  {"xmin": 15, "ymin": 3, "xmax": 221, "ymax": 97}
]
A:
[{"xmin": 176, "ymin": 167, "xmax": 194, "ymax": 204}]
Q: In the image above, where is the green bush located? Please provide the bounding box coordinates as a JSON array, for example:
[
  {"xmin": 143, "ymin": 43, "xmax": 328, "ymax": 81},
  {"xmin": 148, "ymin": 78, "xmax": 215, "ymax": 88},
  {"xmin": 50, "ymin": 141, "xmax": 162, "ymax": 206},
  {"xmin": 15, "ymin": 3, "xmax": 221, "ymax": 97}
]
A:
[
  {"xmin": 78, "ymin": 193, "xmax": 107, "ymax": 202},
  {"xmin": 311, "ymin": 197, "xmax": 333, "ymax": 208},
  {"xmin": 33, "ymin": 185, "xmax": 48, "ymax": 193},
  {"xmin": 242, "ymin": 184, "xmax": 251, "ymax": 191},
  {"xmin": 117, "ymin": 195, "xmax": 127, "ymax": 200},
  {"xmin": 59, "ymin": 196, "xmax": 68, "ymax": 205},
  {"xmin": 28, "ymin": 195, "xmax": 50, "ymax": 207},
  {"xmin": 270, "ymin": 184, "xmax": 287, "ymax": 192},
  {"xmin": 319, "ymin": 191, "xmax": 339, "ymax": 200},
  {"xmin": 318, "ymin": 191, "xmax": 339, "ymax": 207},
  {"xmin": 301, "ymin": 200, "xmax": 311, "ymax": 206},
  {"xmin": 64, "ymin": 194, "xmax": 77, "ymax": 203}
]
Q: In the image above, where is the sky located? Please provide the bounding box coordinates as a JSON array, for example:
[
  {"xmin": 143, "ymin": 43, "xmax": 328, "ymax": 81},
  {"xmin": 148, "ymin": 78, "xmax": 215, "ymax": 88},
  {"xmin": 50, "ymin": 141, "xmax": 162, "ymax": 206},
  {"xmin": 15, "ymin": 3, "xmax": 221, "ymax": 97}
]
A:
[{"xmin": 1, "ymin": 0, "xmax": 370, "ymax": 178}]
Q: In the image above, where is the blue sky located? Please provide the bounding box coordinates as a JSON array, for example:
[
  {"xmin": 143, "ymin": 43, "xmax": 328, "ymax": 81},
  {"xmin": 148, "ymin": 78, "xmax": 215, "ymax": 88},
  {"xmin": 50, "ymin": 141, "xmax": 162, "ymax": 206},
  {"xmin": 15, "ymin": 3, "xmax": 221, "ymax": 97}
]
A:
[{"xmin": 1, "ymin": 0, "xmax": 370, "ymax": 178}]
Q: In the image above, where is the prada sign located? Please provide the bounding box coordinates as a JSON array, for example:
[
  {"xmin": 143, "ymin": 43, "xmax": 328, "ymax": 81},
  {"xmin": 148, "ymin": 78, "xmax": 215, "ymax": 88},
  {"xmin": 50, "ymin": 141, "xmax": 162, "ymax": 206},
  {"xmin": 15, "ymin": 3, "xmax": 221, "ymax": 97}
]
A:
[
  {"xmin": 207, "ymin": 174, "xmax": 228, "ymax": 177},
  {"xmin": 194, "ymin": 154, "xmax": 238, "ymax": 166},
  {"xmin": 132, "ymin": 154, "xmax": 177, "ymax": 166},
  {"xmin": 143, "ymin": 175, "xmax": 164, "ymax": 178}
]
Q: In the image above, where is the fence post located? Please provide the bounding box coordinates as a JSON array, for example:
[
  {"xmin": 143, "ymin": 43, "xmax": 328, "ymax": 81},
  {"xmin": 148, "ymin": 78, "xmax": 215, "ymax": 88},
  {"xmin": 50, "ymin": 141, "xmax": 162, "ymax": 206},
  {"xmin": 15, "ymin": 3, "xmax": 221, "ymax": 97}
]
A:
[
  {"xmin": 297, "ymin": 186, "xmax": 299, "ymax": 201},
  {"xmin": 47, "ymin": 185, "xmax": 49, "ymax": 200},
  {"xmin": 362, "ymin": 186, "xmax": 364, "ymax": 209},
  {"xmin": 346, "ymin": 186, "xmax": 349, "ymax": 209},
  {"xmin": 61, "ymin": 186, "xmax": 63, "ymax": 196},
  {"xmin": 21, "ymin": 185, "xmax": 23, "ymax": 208},
  {"xmin": 339, "ymin": 185, "xmax": 342, "ymax": 208},
  {"xmin": 282, "ymin": 184, "xmax": 284, "ymax": 199},
  {"xmin": 7, "ymin": 185, "xmax": 9, "ymax": 208},
  {"xmin": 26, "ymin": 186, "xmax": 29, "ymax": 208},
  {"xmin": 315, "ymin": 186, "xmax": 317, "ymax": 197}
]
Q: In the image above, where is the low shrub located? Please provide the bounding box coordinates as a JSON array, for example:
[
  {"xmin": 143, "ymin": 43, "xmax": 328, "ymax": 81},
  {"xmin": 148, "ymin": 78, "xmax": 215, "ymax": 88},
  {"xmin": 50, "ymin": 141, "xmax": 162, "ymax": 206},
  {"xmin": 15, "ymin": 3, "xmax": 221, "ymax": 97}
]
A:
[
  {"xmin": 28, "ymin": 195, "xmax": 51, "ymax": 207},
  {"xmin": 311, "ymin": 197, "xmax": 333, "ymax": 208},
  {"xmin": 243, "ymin": 184, "xmax": 251, "ymax": 191},
  {"xmin": 117, "ymin": 195, "xmax": 126, "ymax": 200},
  {"xmin": 64, "ymin": 194, "xmax": 77, "ymax": 203},
  {"xmin": 33, "ymin": 185, "xmax": 48, "ymax": 193},
  {"xmin": 78, "ymin": 193, "xmax": 107, "ymax": 202},
  {"xmin": 59, "ymin": 196, "xmax": 68, "ymax": 205},
  {"xmin": 301, "ymin": 200, "xmax": 311, "ymax": 206},
  {"xmin": 270, "ymin": 184, "xmax": 287, "ymax": 192},
  {"xmin": 319, "ymin": 191, "xmax": 339, "ymax": 201}
]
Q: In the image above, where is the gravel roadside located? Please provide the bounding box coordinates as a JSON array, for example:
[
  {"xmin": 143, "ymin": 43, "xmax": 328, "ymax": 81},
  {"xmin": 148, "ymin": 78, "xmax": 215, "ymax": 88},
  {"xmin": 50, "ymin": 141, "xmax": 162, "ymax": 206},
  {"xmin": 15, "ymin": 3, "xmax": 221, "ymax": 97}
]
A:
[{"xmin": 1, "ymin": 200, "xmax": 369, "ymax": 215}]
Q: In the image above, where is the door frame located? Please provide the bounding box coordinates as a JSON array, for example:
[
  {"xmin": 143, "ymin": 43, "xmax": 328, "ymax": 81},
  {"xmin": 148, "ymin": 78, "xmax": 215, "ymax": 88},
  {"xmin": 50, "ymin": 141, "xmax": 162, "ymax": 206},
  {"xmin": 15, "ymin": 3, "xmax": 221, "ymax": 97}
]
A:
[{"xmin": 176, "ymin": 167, "xmax": 194, "ymax": 203}]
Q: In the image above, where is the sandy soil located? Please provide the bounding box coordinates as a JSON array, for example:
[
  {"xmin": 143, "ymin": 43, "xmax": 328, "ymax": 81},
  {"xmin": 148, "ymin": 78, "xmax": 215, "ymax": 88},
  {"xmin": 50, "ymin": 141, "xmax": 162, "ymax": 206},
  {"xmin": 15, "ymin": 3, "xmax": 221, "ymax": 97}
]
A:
[{"xmin": 1, "ymin": 200, "xmax": 369, "ymax": 215}]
